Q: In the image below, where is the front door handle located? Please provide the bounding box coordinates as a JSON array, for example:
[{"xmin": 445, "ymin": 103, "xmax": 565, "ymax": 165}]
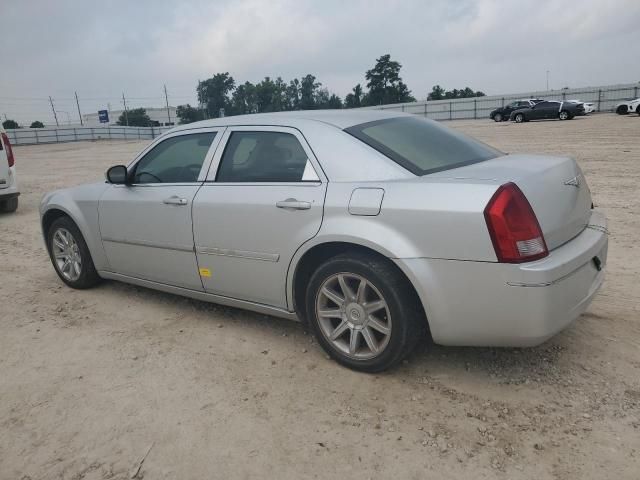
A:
[
  {"xmin": 276, "ymin": 198, "xmax": 311, "ymax": 210},
  {"xmin": 163, "ymin": 196, "xmax": 188, "ymax": 206}
]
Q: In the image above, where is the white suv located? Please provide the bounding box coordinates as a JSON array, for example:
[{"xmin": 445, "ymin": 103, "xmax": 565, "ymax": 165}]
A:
[
  {"xmin": 615, "ymin": 98, "xmax": 640, "ymax": 115},
  {"xmin": 0, "ymin": 126, "xmax": 19, "ymax": 213}
]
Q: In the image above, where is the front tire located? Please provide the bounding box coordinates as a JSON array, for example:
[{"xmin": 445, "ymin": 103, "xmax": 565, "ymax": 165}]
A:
[
  {"xmin": 305, "ymin": 252, "xmax": 424, "ymax": 373},
  {"xmin": 616, "ymin": 105, "xmax": 628, "ymax": 115},
  {"xmin": 0, "ymin": 197, "xmax": 18, "ymax": 213},
  {"xmin": 559, "ymin": 110, "xmax": 569, "ymax": 120},
  {"xmin": 493, "ymin": 113, "xmax": 502, "ymax": 122},
  {"xmin": 47, "ymin": 216, "xmax": 101, "ymax": 289},
  {"xmin": 514, "ymin": 113, "xmax": 524, "ymax": 123}
]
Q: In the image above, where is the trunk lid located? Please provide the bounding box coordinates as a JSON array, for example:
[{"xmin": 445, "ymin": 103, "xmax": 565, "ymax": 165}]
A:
[
  {"xmin": 0, "ymin": 132, "xmax": 9, "ymax": 189},
  {"xmin": 429, "ymin": 154, "xmax": 592, "ymax": 250}
]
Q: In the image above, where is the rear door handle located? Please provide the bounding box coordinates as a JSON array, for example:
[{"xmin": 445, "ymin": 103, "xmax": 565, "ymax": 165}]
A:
[
  {"xmin": 276, "ymin": 198, "xmax": 311, "ymax": 210},
  {"xmin": 163, "ymin": 196, "xmax": 188, "ymax": 206}
]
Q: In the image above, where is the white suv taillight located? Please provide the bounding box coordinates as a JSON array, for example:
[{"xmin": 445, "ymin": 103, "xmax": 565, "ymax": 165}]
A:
[
  {"xmin": 1, "ymin": 133, "xmax": 15, "ymax": 168},
  {"xmin": 484, "ymin": 182, "xmax": 548, "ymax": 263}
]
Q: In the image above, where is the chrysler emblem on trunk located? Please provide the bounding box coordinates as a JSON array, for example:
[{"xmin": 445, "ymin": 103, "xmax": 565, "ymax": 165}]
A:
[{"xmin": 564, "ymin": 175, "xmax": 581, "ymax": 188}]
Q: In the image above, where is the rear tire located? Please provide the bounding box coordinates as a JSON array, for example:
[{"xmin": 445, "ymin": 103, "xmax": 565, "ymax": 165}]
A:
[
  {"xmin": 616, "ymin": 105, "xmax": 628, "ymax": 115},
  {"xmin": 559, "ymin": 110, "xmax": 569, "ymax": 120},
  {"xmin": 493, "ymin": 113, "xmax": 502, "ymax": 122},
  {"xmin": 0, "ymin": 197, "xmax": 18, "ymax": 213},
  {"xmin": 305, "ymin": 252, "xmax": 424, "ymax": 373},
  {"xmin": 514, "ymin": 113, "xmax": 524, "ymax": 123},
  {"xmin": 47, "ymin": 216, "xmax": 101, "ymax": 289}
]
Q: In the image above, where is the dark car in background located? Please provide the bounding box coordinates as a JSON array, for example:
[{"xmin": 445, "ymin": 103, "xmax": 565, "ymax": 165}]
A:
[
  {"xmin": 510, "ymin": 101, "xmax": 584, "ymax": 123},
  {"xmin": 489, "ymin": 99, "xmax": 543, "ymax": 122}
]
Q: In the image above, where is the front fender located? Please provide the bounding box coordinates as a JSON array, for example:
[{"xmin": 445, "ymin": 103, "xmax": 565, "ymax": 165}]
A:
[{"xmin": 40, "ymin": 183, "xmax": 109, "ymax": 271}]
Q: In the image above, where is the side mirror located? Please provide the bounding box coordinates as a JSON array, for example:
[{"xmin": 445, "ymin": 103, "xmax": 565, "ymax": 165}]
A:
[{"xmin": 106, "ymin": 165, "xmax": 128, "ymax": 184}]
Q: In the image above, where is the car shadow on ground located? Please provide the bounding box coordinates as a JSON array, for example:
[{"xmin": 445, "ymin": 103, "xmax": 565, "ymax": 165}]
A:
[{"xmin": 101, "ymin": 279, "xmax": 572, "ymax": 384}]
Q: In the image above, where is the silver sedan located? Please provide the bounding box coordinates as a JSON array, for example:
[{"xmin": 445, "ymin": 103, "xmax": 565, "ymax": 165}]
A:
[{"xmin": 40, "ymin": 111, "xmax": 608, "ymax": 372}]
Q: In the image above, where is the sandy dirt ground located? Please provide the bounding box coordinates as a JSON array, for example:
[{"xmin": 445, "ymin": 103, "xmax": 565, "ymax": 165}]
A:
[{"xmin": 1, "ymin": 113, "xmax": 639, "ymax": 479}]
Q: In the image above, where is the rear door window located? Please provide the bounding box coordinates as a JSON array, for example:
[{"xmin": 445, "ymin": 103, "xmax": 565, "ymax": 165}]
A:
[{"xmin": 216, "ymin": 131, "xmax": 317, "ymax": 182}]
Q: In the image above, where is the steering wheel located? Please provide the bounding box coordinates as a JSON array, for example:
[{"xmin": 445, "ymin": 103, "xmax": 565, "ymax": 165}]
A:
[{"xmin": 136, "ymin": 171, "xmax": 162, "ymax": 183}]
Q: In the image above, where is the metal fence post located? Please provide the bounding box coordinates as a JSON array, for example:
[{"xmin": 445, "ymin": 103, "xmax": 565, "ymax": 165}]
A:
[
  {"xmin": 74, "ymin": 128, "xmax": 78, "ymax": 141},
  {"xmin": 424, "ymin": 102, "xmax": 427, "ymax": 118},
  {"xmin": 138, "ymin": 128, "xmax": 141, "ymax": 140},
  {"xmin": 474, "ymin": 99, "xmax": 477, "ymax": 119},
  {"xmin": 55, "ymin": 128, "xmax": 58, "ymax": 143},
  {"xmin": 449, "ymin": 101, "xmax": 452, "ymax": 120},
  {"xmin": 501, "ymin": 97, "xmax": 505, "ymax": 107},
  {"xmin": 597, "ymin": 89, "xmax": 602, "ymax": 112},
  {"xmin": 634, "ymin": 86, "xmax": 638, "ymax": 99},
  {"xmin": 34, "ymin": 129, "xmax": 38, "ymax": 144}
]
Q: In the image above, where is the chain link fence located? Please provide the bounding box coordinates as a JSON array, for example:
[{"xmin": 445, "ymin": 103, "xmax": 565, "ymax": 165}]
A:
[
  {"xmin": 362, "ymin": 83, "xmax": 640, "ymax": 120},
  {"xmin": 4, "ymin": 125, "xmax": 173, "ymax": 146}
]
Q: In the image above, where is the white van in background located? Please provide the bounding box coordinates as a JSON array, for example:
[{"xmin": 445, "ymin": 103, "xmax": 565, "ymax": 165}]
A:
[{"xmin": 0, "ymin": 126, "xmax": 19, "ymax": 213}]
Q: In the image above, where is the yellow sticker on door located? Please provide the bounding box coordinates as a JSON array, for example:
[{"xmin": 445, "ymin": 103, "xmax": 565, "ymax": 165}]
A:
[{"xmin": 199, "ymin": 267, "xmax": 212, "ymax": 278}]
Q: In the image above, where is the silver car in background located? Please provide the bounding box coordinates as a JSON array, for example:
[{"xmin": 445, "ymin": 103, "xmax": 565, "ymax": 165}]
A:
[{"xmin": 40, "ymin": 111, "xmax": 608, "ymax": 372}]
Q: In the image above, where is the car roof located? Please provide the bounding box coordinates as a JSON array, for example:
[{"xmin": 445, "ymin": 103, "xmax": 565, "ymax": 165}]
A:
[{"xmin": 169, "ymin": 109, "xmax": 408, "ymax": 132}]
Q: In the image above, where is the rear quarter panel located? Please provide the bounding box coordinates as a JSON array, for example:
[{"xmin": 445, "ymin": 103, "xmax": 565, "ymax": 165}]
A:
[{"xmin": 286, "ymin": 179, "xmax": 500, "ymax": 307}]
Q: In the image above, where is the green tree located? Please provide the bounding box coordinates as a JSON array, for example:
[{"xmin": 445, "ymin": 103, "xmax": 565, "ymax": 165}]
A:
[
  {"xmin": 429, "ymin": 85, "xmax": 486, "ymax": 100},
  {"xmin": 363, "ymin": 54, "xmax": 415, "ymax": 106},
  {"xmin": 285, "ymin": 79, "xmax": 301, "ymax": 110},
  {"xmin": 344, "ymin": 84, "xmax": 363, "ymax": 108},
  {"xmin": 197, "ymin": 73, "xmax": 235, "ymax": 118},
  {"xmin": 255, "ymin": 77, "xmax": 279, "ymax": 112},
  {"xmin": 176, "ymin": 104, "xmax": 204, "ymax": 124},
  {"xmin": 300, "ymin": 74, "xmax": 321, "ymax": 109},
  {"xmin": 231, "ymin": 82, "xmax": 258, "ymax": 115},
  {"xmin": 2, "ymin": 119, "xmax": 19, "ymax": 129},
  {"xmin": 317, "ymin": 92, "xmax": 343, "ymax": 109},
  {"xmin": 116, "ymin": 108, "xmax": 151, "ymax": 127},
  {"xmin": 30, "ymin": 121, "xmax": 45, "ymax": 128},
  {"xmin": 427, "ymin": 85, "xmax": 445, "ymax": 100}
]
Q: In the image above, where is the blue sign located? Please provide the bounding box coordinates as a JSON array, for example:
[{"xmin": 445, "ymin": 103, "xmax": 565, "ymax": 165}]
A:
[{"xmin": 98, "ymin": 110, "xmax": 109, "ymax": 123}]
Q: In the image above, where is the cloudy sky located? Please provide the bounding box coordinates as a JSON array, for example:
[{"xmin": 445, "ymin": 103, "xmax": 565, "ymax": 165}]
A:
[{"xmin": 2, "ymin": 0, "xmax": 639, "ymax": 124}]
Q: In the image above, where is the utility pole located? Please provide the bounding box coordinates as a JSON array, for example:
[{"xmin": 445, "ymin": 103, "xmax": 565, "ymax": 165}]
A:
[
  {"xmin": 546, "ymin": 70, "xmax": 550, "ymax": 91},
  {"xmin": 122, "ymin": 92, "xmax": 129, "ymax": 126},
  {"xmin": 75, "ymin": 91, "xmax": 83, "ymax": 125},
  {"xmin": 163, "ymin": 84, "xmax": 171, "ymax": 124},
  {"xmin": 49, "ymin": 96, "xmax": 59, "ymax": 126}
]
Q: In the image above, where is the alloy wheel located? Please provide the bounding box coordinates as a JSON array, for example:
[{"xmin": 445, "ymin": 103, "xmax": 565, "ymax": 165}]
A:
[
  {"xmin": 52, "ymin": 227, "xmax": 82, "ymax": 281},
  {"xmin": 315, "ymin": 272, "xmax": 392, "ymax": 360}
]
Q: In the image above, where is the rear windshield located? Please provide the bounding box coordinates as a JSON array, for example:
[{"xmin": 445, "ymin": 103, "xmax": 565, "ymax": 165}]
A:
[{"xmin": 345, "ymin": 116, "xmax": 501, "ymax": 176}]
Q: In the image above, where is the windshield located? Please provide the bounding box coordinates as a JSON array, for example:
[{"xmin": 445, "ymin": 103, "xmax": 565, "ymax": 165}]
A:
[{"xmin": 345, "ymin": 116, "xmax": 502, "ymax": 176}]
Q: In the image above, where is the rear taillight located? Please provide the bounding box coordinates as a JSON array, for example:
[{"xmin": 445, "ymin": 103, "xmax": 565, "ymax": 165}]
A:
[
  {"xmin": 1, "ymin": 133, "xmax": 15, "ymax": 167},
  {"xmin": 484, "ymin": 182, "xmax": 548, "ymax": 263}
]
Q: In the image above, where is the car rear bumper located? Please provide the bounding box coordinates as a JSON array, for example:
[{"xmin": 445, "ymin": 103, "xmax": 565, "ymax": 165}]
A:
[
  {"xmin": 0, "ymin": 166, "xmax": 19, "ymax": 199},
  {"xmin": 395, "ymin": 210, "xmax": 608, "ymax": 347}
]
